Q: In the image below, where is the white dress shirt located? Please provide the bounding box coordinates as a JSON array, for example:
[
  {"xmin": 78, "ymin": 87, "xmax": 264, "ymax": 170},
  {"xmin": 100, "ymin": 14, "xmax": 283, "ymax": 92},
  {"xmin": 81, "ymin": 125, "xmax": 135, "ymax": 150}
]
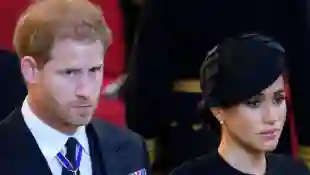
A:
[{"xmin": 22, "ymin": 97, "xmax": 92, "ymax": 175}]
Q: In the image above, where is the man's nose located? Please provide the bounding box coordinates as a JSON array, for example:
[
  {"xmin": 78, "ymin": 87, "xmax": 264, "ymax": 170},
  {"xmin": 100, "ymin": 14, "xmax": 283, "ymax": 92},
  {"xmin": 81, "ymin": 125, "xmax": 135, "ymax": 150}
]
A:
[{"xmin": 75, "ymin": 76, "xmax": 91, "ymax": 98}]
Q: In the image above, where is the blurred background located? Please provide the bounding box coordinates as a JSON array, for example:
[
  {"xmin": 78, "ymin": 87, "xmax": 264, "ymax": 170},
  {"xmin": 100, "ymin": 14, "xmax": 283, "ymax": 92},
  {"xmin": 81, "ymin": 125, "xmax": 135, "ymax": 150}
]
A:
[{"xmin": 0, "ymin": 0, "xmax": 310, "ymax": 174}]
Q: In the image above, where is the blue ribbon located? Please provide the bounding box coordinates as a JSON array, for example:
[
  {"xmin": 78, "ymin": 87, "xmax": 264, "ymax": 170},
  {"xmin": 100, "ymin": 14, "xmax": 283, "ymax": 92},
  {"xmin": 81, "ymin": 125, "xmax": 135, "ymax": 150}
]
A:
[{"xmin": 56, "ymin": 144, "xmax": 83, "ymax": 172}]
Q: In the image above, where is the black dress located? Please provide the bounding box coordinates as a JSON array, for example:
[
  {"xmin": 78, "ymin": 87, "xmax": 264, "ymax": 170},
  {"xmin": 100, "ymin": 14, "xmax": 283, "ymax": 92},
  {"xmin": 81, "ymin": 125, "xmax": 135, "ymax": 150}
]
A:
[{"xmin": 170, "ymin": 151, "xmax": 310, "ymax": 175}]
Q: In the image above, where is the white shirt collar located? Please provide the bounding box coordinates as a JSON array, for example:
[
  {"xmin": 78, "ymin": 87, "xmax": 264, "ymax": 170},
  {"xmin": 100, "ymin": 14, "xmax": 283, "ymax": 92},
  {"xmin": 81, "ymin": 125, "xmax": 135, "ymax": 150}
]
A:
[{"xmin": 22, "ymin": 96, "xmax": 90, "ymax": 160}]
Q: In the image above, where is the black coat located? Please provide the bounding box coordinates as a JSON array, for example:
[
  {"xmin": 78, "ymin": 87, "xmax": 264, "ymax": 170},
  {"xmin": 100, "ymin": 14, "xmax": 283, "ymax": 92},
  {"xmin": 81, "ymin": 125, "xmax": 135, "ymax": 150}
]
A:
[{"xmin": 0, "ymin": 108, "xmax": 150, "ymax": 175}]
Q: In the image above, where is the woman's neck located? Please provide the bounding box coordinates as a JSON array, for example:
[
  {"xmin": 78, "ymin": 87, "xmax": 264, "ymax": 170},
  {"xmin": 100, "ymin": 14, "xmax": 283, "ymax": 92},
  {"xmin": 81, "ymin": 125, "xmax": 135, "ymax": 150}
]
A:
[{"xmin": 218, "ymin": 132, "xmax": 266, "ymax": 175}]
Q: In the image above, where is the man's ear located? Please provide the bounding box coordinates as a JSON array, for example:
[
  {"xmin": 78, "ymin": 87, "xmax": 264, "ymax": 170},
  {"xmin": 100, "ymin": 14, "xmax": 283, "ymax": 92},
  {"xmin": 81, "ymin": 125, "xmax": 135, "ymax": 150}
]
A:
[{"xmin": 20, "ymin": 56, "xmax": 40, "ymax": 84}]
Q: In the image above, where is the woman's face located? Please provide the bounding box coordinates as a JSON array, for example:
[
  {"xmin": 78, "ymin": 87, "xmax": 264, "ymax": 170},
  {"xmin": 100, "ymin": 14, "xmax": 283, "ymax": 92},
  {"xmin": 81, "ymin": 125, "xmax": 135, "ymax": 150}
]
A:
[{"xmin": 220, "ymin": 76, "xmax": 286, "ymax": 152}]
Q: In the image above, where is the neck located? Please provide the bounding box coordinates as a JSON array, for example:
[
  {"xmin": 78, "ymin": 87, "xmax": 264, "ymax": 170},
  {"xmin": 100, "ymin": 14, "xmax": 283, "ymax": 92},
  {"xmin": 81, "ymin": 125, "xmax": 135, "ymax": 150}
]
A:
[
  {"xmin": 218, "ymin": 131, "xmax": 266, "ymax": 175},
  {"xmin": 27, "ymin": 95, "xmax": 78, "ymax": 134}
]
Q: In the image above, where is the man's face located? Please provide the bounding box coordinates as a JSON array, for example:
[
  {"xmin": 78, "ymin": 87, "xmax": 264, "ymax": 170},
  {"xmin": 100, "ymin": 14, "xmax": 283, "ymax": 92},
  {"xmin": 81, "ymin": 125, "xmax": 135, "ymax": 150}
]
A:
[{"xmin": 29, "ymin": 39, "xmax": 104, "ymax": 126}]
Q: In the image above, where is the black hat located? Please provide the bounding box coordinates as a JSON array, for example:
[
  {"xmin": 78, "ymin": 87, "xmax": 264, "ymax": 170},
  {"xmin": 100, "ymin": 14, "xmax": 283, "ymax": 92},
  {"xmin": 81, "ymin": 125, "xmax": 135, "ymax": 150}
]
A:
[{"xmin": 200, "ymin": 33, "xmax": 285, "ymax": 108}]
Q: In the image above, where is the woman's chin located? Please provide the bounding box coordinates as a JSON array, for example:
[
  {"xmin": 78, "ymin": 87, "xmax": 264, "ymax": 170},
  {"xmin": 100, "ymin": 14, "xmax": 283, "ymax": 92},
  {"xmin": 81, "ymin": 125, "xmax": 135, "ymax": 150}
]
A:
[{"xmin": 259, "ymin": 140, "xmax": 279, "ymax": 152}]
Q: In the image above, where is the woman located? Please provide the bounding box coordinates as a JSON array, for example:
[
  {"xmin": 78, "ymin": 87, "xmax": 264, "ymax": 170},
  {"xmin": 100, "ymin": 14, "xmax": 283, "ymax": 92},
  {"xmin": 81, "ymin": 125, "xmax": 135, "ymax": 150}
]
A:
[{"xmin": 170, "ymin": 34, "xmax": 310, "ymax": 174}]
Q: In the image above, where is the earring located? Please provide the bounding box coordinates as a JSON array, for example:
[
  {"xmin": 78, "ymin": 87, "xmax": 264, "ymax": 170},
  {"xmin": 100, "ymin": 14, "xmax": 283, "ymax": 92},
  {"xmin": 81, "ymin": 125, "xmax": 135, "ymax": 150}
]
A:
[
  {"xmin": 219, "ymin": 120, "xmax": 224, "ymax": 125},
  {"xmin": 216, "ymin": 113, "xmax": 224, "ymax": 125}
]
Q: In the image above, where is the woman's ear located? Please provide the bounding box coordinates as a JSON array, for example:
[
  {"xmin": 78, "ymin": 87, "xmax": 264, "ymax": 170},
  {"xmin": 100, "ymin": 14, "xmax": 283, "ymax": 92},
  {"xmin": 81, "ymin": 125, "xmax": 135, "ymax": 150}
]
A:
[{"xmin": 210, "ymin": 107, "xmax": 225, "ymax": 125}]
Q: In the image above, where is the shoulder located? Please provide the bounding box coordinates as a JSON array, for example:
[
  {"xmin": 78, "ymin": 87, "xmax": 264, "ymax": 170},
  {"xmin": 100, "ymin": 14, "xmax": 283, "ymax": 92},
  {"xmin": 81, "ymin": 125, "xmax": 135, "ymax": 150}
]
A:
[
  {"xmin": 170, "ymin": 152, "xmax": 218, "ymax": 175},
  {"xmin": 170, "ymin": 152, "xmax": 310, "ymax": 175},
  {"xmin": 91, "ymin": 118, "xmax": 150, "ymax": 170},
  {"xmin": 267, "ymin": 154, "xmax": 310, "ymax": 174},
  {"xmin": 91, "ymin": 118, "xmax": 145, "ymax": 150}
]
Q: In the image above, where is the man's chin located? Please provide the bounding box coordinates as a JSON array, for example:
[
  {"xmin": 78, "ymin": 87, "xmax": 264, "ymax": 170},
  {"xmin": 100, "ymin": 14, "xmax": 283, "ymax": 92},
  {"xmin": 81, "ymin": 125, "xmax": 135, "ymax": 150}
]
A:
[{"xmin": 70, "ymin": 115, "xmax": 93, "ymax": 126}]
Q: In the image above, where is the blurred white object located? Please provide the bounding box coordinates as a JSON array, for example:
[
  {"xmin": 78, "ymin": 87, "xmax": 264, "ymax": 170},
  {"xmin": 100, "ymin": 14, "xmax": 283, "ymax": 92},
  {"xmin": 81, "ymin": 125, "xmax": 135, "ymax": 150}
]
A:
[{"xmin": 101, "ymin": 74, "xmax": 127, "ymax": 98}]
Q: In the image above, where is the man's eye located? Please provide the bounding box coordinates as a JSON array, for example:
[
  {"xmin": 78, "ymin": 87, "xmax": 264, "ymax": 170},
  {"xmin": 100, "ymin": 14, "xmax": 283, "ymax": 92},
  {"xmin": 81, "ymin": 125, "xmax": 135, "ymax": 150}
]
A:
[
  {"xmin": 90, "ymin": 67, "xmax": 102, "ymax": 72},
  {"xmin": 65, "ymin": 70, "xmax": 73, "ymax": 75},
  {"xmin": 63, "ymin": 70, "xmax": 78, "ymax": 75}
]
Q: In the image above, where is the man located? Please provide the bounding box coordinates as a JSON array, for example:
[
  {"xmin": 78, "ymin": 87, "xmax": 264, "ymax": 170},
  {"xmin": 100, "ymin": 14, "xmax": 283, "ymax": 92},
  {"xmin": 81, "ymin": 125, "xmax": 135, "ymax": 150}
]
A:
[
  {"xmin": 125, "ymin": 0, "xmax": 293, "ymax": 173},
  {"xmin": 0, "ymin": 0, "xmax": 149, "ymax": 175}
]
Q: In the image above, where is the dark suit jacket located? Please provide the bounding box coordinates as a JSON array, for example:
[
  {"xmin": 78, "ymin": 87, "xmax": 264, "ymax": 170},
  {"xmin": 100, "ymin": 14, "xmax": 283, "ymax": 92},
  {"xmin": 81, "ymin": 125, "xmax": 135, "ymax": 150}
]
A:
[{"xmin": 0, "ymin": 108, "xmax": 150, "ymax": 175}]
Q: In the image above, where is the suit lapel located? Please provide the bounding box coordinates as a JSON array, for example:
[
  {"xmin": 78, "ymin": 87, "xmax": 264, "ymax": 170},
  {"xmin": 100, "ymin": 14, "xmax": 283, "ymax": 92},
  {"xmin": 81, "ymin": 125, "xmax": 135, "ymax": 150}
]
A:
[
  {"xmin": 3, "ymin": 108, "xmax": 53, "ymax": 175},
  {"xmin": 90, "ymin": 119, "xmax": 126, "ymax": 175}
]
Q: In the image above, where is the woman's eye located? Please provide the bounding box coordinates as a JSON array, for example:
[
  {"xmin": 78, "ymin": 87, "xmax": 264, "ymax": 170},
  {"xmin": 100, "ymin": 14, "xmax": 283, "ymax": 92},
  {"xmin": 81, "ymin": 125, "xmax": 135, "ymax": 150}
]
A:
[
  {"xmin": 244, "ymin": 99, "xmax": 262, "ymax": 108},
  {"xmin": 273, "ymin": 95, "xmax": 285, "ymax": 105}
]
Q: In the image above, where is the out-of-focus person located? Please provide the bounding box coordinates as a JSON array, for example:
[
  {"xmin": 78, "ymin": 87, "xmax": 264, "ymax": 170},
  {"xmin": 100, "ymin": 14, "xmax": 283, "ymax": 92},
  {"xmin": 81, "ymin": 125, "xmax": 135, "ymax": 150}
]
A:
[{"xmin": 0, "ymin": 50, "xmax": 26, "ymax": 120}]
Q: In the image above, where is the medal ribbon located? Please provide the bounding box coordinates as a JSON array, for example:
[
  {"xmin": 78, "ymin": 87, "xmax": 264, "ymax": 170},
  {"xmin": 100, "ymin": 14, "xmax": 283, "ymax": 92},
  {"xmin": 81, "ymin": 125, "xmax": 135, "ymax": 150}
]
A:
[{"xmin": 56, "ymin": 144, "xmax": 83, "ymax": 172}]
